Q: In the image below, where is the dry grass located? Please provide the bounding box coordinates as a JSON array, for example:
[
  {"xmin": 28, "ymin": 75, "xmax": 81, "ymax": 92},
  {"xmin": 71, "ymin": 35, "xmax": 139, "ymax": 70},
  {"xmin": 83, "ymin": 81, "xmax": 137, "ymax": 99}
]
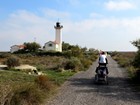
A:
[{"xmin": 0, "ymin": 51, "xmax": 97, "ymax": 105}]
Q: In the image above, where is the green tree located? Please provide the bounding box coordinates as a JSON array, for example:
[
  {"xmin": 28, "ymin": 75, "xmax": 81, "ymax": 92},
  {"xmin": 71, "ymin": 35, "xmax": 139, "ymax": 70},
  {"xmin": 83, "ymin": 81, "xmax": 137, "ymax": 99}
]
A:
[
  {"xmin": 62, "ymin": 42, "xmax": 83, "ymax": 58},
  {"xmin": 131, "ymin": 39, "xmax": 140, "ymax": 50},
  {"xmin": 70, "ymin": 45, "xmax": 83, "ymax": 58},
  {"xmin": 24, "ymin": 42, "xmax": 41, "ymax": 52},
  {"xmin": 131, "ymin": 39, "xmax": 140, "ymax": 68},
  {"xmin": 62, "ymin": 42, "xmax": 71, "ymax": 51},
  {"xmin": 81, "ymin": 47, "xmax": 87, "ymax": 52},
  {"xmin": 88, "ymin": 48, "xmax": 96, "ymax": 52}
]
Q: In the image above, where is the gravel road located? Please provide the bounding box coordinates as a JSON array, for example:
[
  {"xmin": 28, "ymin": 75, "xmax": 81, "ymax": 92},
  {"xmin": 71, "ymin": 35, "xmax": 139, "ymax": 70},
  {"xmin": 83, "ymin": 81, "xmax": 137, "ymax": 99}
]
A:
[{"xmin": 45, "ymin": 56, "xmax": 140, "ymax": 105}]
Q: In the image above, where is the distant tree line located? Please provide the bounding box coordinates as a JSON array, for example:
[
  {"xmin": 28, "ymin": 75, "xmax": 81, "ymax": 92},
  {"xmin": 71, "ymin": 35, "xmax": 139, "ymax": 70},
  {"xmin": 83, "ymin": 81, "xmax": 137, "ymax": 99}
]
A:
[
  {"xmin": 14, "ymin": 41, "xmax": 98, "ymax": 58},
  {"xmin": 11, "ymin": 41, "xmax": 98, "ymax": 71},
  {"xmin": 14, "ymin": 42, "xmax": 41, "ymax": 53}
]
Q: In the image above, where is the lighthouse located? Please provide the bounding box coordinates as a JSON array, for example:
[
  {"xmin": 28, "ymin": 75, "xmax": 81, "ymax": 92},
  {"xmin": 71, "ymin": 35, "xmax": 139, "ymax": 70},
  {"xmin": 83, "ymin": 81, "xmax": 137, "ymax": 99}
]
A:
[
  {"xmin": 43, "ymin": 22, "xmax": 63, "ymax": 52},
  {"xmin": 54, "ymin": 22, "xmax": 63, "ymax": 52}
]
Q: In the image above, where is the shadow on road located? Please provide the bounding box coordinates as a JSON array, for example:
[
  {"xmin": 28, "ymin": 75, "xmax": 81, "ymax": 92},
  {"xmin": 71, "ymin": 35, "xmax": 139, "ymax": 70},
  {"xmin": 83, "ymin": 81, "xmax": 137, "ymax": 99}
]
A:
[{"xmin": 69, "ymin": 76, "xmax": 140, "ymax": 103}]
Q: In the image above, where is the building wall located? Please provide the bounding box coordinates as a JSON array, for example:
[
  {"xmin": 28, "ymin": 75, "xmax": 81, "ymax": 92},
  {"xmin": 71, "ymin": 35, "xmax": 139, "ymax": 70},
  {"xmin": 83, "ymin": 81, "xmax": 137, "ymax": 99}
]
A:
[
  {"xmin": 10, "ymin": 45, "xmax": 20, "ymax": 53},
  {"xmin": 44, "ymin": 41, "xmax": 59, "ymax": 51},
  {"xmin": 55, "ymin": 28, "xmax": 62, "ymax": 52},
  {"xmin": 55, "ymin": 28, "xmax": 62, "ymax": 44}
]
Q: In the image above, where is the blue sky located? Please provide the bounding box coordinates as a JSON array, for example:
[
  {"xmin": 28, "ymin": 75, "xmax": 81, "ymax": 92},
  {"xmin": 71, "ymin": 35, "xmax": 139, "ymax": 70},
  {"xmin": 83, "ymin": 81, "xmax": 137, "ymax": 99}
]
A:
[{"xmin": 0, "ymin": 0, "xmax": 140, "ymax": 51}]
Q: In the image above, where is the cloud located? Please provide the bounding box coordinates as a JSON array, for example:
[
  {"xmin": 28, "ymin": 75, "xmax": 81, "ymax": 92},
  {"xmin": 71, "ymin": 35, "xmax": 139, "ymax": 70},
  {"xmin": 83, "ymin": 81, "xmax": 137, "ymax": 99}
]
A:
[
  {"xmin": 90, "ymin": 13, "xmax": 104, "ymax": 18},
  {"xmin": 0, "ymin": 10, "xmax": 54, "ymax": 49},
  {"xmin": 41, "ymin": 8, "xmax": 70, "ymax": 20},
  {"xmin": 105, "ymin": 1, "xmax": 136, "ymax": 11},
  {"xmin": 0, "ymin": 8, "xmax": 139, "ymax": 51},
  {"xmin": 63, "ymin": 17, "xmax": 139, "ymax": 51},
  {"xmin": 68, "ymin": 0, "xmax": 80, "ymax": 6}
]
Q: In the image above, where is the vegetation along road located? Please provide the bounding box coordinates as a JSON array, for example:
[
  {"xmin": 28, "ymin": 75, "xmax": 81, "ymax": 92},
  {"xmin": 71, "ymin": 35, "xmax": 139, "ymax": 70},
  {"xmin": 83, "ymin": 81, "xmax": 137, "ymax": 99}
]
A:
[{"xmin": 45, "ymin": 56, "xmax": 140, "ymax": 105}]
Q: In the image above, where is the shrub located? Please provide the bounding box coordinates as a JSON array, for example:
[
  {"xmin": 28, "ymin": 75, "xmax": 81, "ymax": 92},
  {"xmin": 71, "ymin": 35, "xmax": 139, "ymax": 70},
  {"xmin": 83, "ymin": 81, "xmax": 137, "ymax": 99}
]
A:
[
  {"xmin": 36, "ymin": 51, "xmax": 63, "ymax": 56},
  {"xmin": 64, "ymin": 57, "xmax": 83, "ymax": 71},
  {"xmin": 85, "ymin": 51, "xmax": 98, "ymax": 62},
  {"xmin": 127, "ymin": 66, "xmax": 137, "ymax": 78},
  {"xmin": 117, "ymin": 58, "xmax": 130, "ymax": 67},
  {"xmin": 5, "ymin": 56, "xmax": 21, "ymax": 68},
  {"xmin": 89, "ymin": 54, "xmax": 97, "ymax": 62},
  {"xmin": 36, "ymin": 65, "xmax": 46, "ymax": 71},
  {"xmin": 132, "ymin": 50, "xmax": 140, "ymax": 68},
  {"xmin": 62, "ymin": 51, "xmax": 72, "ymax": 58},
  {"xmin": 10, "ymin": 84, "xmax": 45, "ymax": 105},
  {"xmin": 0, "ymin": 53, "xmax": 11, "ymax": 58},
  {"xmin": 110, "ymin": 51, "xmax": 118, "ymax": 57},
  {"xmin": 80, "ymin": 58, "xmax": 92, "ymax": 70},
  {"xmin": 35, "ymin": 75, "xmax": 53, "ymax": 91}
]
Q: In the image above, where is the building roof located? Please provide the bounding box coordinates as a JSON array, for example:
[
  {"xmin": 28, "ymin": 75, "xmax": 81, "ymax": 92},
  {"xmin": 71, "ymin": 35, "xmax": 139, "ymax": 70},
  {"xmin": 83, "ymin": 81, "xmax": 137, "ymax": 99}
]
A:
[
  {"xmin": 11, "ymin": 45, "xmax": 25, "ymax": 49},
  {"xmin": 45, "ymin": 41, "xmax": 59, "ymax": 45}
]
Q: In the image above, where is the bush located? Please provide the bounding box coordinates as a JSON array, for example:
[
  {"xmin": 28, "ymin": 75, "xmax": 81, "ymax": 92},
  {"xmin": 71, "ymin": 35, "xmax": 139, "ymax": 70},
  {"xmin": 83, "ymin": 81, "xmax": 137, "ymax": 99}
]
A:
[
  {"xmin": 36, "ymin": 51, "xmax": 63, "ymax": 56},
  {"xmin": 85, "ymin": 51, "xmax": 98, "ymax": 62},
  {"xmin": 35, "ymin": 75, "xmax": 54, "ymax": 91},
  {"xmin": 62, "ymin": 51, "xmax": 72, "ymax": 58},
  {"xmin": 110, "ymin": 51, "xmax": 118, "ymax": 57},
  {"xmin": 36, "ymin": 65, "xmax": 46, "ymax": 71},
  {"xmin": 10, "ymin": 84, "xmax": 45, "ymax": 105},
  {"xmin": 5, "ymin": 56, "xmax": 21, "ymax": 68},
  {"xmin": 127, "ymin": 66, "xmax": 137, "ymax": 78},
  {"xmin": 64, "ymin": 57, "xmax": 83, "ymax": 72},
  {"xmin": 132, "ymin": 50, "xmax": 140, "ymax": 68},
  {"xmin": 118, "ymin": 58, "xmax": 130, "ymax": 67},
  {"xmin": 0, "ymin": 53, "xmax": 11, "ymax": 58},
  {"xmin": 89, "ymin": 54, "xmax": 97, "ymax": 62},
  {"xmin": 80, "ymin": 58, "xmax": 92, "ymax": 70}
]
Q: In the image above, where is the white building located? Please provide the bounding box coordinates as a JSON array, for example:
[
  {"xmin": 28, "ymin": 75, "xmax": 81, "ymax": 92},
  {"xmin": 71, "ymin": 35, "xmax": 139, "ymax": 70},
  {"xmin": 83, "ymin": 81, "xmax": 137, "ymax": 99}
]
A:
[
  {"xmin": 10, "ymin": 45, "xmax": 25, "ymax": 53},
  {"xmin": 44, "ymin": 22, "xmax": 63, "ymax": 52},
  {"xmin": 44, "ymin": 41, "xmax": 59, "ymax": 51}
]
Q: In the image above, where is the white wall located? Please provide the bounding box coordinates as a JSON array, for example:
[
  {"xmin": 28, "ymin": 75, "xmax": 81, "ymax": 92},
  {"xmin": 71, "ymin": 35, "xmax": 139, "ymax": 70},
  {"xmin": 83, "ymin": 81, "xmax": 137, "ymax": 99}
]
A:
[
  {"xmin": 55, "ymin": 28, "xmax": 62, "ymax": 52},
  {"xmin": 10, "ymin": 45, "xmax": 19, "ymax": 53},
  {"xmin": 44, "ymin": 41, "xmax": 59, "ymax": 51}
]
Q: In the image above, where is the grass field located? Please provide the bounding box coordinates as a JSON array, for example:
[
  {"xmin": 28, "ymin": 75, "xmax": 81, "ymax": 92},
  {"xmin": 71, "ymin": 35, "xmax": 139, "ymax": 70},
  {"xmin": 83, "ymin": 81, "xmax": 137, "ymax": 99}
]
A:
[
  {"xmin": 0, "ymin": 50, "xmax": 98, "ymax": 105},
  {"xmin": 0, "ymin": 69, "xmax": 75, "ymax": 105}
]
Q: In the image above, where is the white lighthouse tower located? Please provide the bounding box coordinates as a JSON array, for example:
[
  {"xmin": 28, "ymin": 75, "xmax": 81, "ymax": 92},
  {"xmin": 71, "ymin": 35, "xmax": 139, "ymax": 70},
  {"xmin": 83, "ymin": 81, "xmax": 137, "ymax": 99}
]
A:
[{"xmin": 54, "ymin": 22, "xmax": 63, "ymax": 52}]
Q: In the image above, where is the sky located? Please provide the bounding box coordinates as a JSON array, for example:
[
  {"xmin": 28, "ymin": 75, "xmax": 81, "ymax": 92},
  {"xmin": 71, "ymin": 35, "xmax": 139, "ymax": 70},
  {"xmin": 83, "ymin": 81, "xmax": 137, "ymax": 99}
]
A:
[{"xmin": 0, "ymin": 0, "xmax": 140, "ymax": 51}]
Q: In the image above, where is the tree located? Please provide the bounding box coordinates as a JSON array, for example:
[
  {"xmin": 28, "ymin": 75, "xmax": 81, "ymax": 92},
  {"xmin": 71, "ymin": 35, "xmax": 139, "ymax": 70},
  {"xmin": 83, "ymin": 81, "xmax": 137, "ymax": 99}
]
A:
[
  {"xmin": 70, "ymin": 45, "xmax": 83, "ymax": 57},
  {"xmin": 81, "ymin": 47, "xmax": 87, "ymax": 52},
  {"xmin": 88, "ymin": 48, "xmax": 96, "ymax": 53},
  {"xmin": 131, "ymin": 39, "xmax": 140, "ymax": 68},
  {"xmin": 24, "ymin": 42, "xmax": 41, "ymax": 52},
  {"xmin": 62, "ymin": 42, "xmax": 71, "ymax": 51},
  {"xmin": 131, "ymin": 39, "xmax": 140, "ymax": 50}
]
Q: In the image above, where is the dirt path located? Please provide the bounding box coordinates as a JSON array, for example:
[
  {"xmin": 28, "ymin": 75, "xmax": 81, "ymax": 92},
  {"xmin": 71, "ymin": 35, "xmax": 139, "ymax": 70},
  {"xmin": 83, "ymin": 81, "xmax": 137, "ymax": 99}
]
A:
[{"xmin": 45, "ymin": 56, "xmax": 140, "ymax": 105}]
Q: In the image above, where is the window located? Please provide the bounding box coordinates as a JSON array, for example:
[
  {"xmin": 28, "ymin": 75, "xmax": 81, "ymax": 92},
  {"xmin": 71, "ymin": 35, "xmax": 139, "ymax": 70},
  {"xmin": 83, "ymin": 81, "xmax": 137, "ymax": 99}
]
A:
[{"xmin": 48, "ymin": 43, "xmax": 53, "ymax": 47}]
